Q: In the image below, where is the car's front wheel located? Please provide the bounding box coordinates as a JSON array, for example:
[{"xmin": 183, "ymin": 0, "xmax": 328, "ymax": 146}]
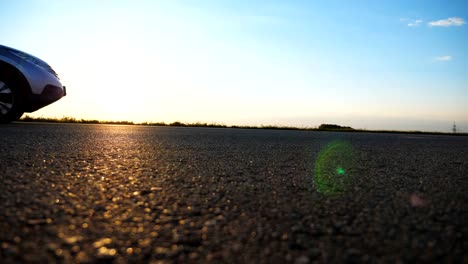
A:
[{"xmin": 0, "ymin": 77, "xmax": 24, "ymax": 123}]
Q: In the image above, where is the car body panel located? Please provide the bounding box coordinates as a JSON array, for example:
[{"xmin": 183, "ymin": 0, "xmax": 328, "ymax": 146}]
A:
[{"xmin": 0, "ymin": 44, "xmax": 65, "ymax": 114}]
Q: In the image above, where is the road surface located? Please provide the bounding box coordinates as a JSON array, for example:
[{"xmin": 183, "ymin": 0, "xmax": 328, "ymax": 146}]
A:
[{"xmin": 0, "ymin": 123, "xmax": 466, "ymax": 263}]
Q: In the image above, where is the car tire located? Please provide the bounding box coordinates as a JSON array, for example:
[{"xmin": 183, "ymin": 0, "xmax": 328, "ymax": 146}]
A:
[{"xmin": 0, "ymin": 74, "xmax": 24, "ymax": 123}]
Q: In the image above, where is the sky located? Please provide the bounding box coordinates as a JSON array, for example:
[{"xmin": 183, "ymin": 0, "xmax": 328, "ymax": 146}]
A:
[{"xmin": 1, "ymin": 0, "xmax": 467, "ymax": 132}]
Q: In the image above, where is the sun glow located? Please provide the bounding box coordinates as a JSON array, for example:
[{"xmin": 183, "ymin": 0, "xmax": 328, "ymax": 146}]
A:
[{"xmin": 10, "ymin": 1, "xmax": 467, "ymax": 131}]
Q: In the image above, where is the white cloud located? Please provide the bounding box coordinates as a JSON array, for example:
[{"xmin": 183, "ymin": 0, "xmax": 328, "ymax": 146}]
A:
[
  {"xmin": 428, "ymin": 17, "xmax": 465, "ymax": 27},
  {"xmin": 408, "ymin": 19, "xmax": 423, "ymax": 27},
  {"xmin": 434, "ymin": 55, "xmax": 452, "ymax": 61},
  {"xmin": 400, "ymin": 18, "xmax": 423, "ymax": 27}
]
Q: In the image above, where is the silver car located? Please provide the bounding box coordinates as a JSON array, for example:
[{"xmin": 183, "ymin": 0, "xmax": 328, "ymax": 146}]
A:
[{"xmin": 0, "ymin": 44, "xmax": 66, "ymax": 123}]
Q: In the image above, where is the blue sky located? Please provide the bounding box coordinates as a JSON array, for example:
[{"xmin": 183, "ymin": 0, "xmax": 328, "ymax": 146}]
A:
[{"xmin": 1, "ymin": 0, "xmax": 467, "ymax": 131}]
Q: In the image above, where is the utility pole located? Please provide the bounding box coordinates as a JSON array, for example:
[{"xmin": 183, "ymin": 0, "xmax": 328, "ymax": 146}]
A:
[{"xmin": 452, "ymin": 122, "xmax": 457, "ymax": 134}]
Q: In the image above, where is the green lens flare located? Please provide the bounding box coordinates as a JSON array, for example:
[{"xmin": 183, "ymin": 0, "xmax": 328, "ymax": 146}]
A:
[
  {"xmin": 336, "ymin": 167, "xmax": 345, "ymax": 175},
  {"xmin": 314, "ymin": 140, "xmax": 356, "ymax": 195}
]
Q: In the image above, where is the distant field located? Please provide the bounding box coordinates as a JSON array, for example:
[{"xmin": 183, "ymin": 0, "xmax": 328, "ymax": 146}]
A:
[{"xmin": 18, "ymin": 115, "xmax": 467, "ymax": 136}]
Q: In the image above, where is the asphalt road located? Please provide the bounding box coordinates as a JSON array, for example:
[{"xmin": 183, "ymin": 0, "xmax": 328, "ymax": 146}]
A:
[{"xmin": 0, "ymin": 123, "xmax": 466, "ymax": 263}]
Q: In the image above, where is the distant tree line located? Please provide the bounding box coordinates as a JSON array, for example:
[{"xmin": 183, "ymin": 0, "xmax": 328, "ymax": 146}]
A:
[
  {"xmin": 318, "ymin": 124, "xmax": 354, "ymax": 130},
  {"xmin": 17, "ymin": 116, "xmax": 467, "ymax": 136}
]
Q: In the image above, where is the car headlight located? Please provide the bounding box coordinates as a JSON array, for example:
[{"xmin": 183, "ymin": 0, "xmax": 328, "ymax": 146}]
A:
[{"xmin": 8, "ymin": 49, "xmax": 59, "ymax": 79}]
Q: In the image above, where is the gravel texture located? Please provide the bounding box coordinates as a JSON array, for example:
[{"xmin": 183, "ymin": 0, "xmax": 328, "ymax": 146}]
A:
[{"xmin": 0, "ymin": 123, "xmax": 466, "ymax": 263}]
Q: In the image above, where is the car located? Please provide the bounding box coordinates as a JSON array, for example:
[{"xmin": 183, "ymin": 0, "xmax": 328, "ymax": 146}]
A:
[{"xmin": 0, "ymin": 44, "xmax": 66, "ymax": 123}]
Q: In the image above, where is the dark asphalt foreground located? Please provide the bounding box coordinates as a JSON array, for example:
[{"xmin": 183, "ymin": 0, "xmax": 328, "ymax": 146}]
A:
[{"xmin": 0, "ymin": 123, "xmax": 466, "ymax": 263}]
